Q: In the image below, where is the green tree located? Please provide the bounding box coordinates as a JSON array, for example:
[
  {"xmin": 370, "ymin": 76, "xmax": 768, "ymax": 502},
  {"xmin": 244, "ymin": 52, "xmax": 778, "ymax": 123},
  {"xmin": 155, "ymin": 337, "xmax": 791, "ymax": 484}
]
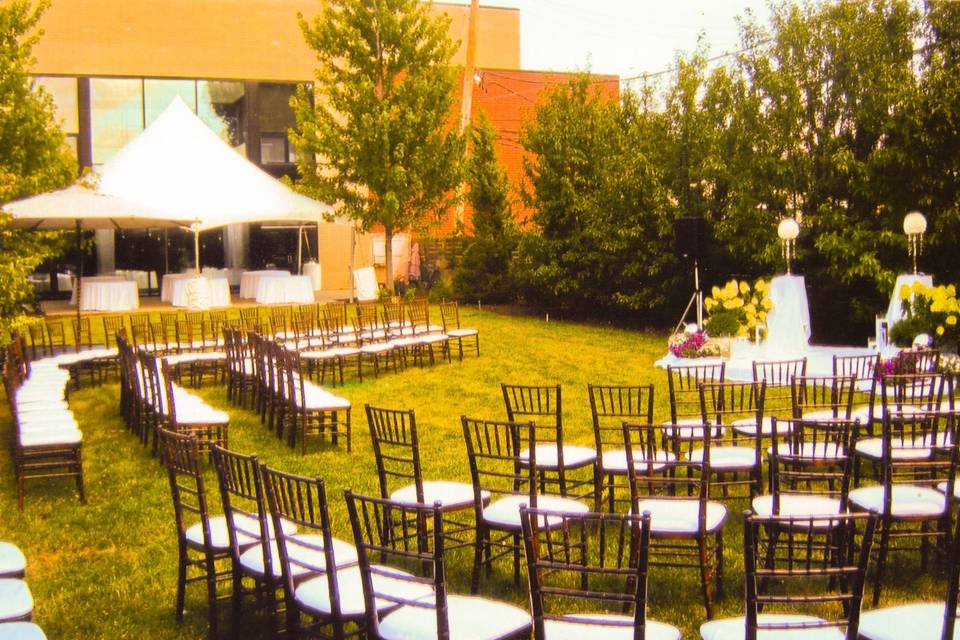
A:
[
  {"xmin": 453, "ymin": 112, "xmax": 517, "ymax": 303},
  {"xmin": 519, "ymin": 76, "xmax": 677, "ymax": 318},
  {"xmin": 0, "ymin": 0, "xmax": 76, "ymax": 332},
  {"xmin": 292, "ymin": 0, "xmax": 465, "ymax": 292}
]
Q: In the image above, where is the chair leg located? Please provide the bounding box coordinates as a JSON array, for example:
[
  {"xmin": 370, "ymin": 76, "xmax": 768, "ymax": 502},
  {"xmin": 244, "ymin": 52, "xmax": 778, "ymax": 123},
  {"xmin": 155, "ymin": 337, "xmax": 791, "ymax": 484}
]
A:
[
  {"xmin": 471, "ymin": 528, "xmax": 485, "ymax": 594},
  {"xmin": 176, "ymin": 544, "xmax": 188, "ymax": 621},
  {"xmin": 698, "ymin": 537, "xmax": 714, "ymax": 620},
  {"xmin": 512, "ymin": 531, "xmax": 521, "ymax": 587},
  {"xmin": 872, "ymin": 519, "xmax": 891, "ymax": 607},
  {"xmin": 715, "ymin": 530, "xmax": 724, "ymax": 599}
]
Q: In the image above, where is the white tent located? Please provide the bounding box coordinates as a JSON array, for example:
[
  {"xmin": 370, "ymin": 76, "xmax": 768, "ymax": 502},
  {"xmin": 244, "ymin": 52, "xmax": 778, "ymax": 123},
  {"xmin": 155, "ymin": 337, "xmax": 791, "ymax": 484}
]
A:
[{"xmin": 96, "ymin": 96, "xmax": 335, "ymax": 232}]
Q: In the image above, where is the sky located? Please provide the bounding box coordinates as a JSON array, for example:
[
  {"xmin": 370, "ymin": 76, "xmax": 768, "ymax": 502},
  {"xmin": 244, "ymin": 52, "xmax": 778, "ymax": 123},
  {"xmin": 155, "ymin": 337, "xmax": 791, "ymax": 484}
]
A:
[{"xmin": 447, "ymin": 0, "xmax": 773, "ymax": 80}]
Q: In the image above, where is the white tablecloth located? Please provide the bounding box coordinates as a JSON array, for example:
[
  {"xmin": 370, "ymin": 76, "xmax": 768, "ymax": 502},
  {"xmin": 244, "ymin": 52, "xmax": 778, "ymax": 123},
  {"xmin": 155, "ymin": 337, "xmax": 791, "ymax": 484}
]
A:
[
  {"xmin": 886, "ymin": 273, "xmax": 933, "ymax": 330},
  {"xmin": 763, "ymin": 274, "xmax": 811, "ymax": 356},
  {"xmin": 239, "ymin": 270, "xmax": 290, "ymax": 299},
  {"xmin": 72, "ymin": 277, "xmax": 140, "ymax": 312},
  {"xmin": 167, "ymin": 276, "xmax": 231, "ymax": 308},
  {"xmin": 255, "ymin": 275, "xmax": 315, "ymax": 304}
]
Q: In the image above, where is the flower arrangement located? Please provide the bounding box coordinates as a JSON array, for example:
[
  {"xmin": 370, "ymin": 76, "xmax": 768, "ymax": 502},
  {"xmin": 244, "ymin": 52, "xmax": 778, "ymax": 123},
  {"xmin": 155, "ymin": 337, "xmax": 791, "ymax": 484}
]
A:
[
  {"xmin": 668, "ymin": 329, "xmax": 721, "ymax": 358},
  {"xmin": 890, "ymin": 281, "xmax": 959, "ymax": 349},
  {"xmin": 874, "ymin": 349, "xmax": 922, "ymax": 381},
  {"xmin": 703, "ymin": 279, "xmax": 773, "ymax": 338}
]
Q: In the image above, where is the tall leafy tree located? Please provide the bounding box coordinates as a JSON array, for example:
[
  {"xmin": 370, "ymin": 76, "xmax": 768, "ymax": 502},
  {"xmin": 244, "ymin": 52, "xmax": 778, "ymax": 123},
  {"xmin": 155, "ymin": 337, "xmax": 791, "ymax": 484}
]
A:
[
  {"xmin": 453, "ymin": 112, "xmax": 517, "ymax": 303},
  {"xmin": 292, "ymin": 0, "xmax": 465, "ymax": 291},
  {"xmin": 0, "ymin": 0, "xmax": 76, "ymax": 331},
  {"xmin": 519, "ymin": 76, "xmax": 677, "ymax": 318}
]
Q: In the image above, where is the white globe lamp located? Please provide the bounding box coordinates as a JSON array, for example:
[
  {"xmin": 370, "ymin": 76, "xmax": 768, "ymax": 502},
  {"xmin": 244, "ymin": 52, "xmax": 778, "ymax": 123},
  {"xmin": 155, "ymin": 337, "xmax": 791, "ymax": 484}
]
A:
[
  {"xmin": 903, "ymin": 211, "xmax": 927, "ymax": 275},
  {"xmin": 777, "ymin": 217, "xmax": 800, "ymax": 274}
]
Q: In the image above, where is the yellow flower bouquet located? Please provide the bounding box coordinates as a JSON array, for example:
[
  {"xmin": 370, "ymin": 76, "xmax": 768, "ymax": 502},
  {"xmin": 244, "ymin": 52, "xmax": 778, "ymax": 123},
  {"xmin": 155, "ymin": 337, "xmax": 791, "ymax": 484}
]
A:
[
  {"xmin": 703, "ymin": 278, "xmax": 773, "ymax": 338},
  {"xmin": 891, "ymin": 281, "xmax": 959, "ymax": 349}
]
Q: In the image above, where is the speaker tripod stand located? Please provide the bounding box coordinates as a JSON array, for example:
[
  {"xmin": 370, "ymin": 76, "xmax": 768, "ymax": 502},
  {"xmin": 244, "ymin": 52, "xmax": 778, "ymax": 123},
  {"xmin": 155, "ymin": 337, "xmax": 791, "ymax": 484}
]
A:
[{"xmin": 672, "ymin": 258, "xmax": 704, "ymax": 336}]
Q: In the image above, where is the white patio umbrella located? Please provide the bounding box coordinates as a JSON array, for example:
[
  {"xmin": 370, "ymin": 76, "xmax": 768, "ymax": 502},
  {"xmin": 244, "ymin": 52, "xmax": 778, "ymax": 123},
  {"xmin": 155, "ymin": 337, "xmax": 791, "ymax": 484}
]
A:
[{"xmin": 2, "ymin": 184, "xmax": 190, "ymax": 322}]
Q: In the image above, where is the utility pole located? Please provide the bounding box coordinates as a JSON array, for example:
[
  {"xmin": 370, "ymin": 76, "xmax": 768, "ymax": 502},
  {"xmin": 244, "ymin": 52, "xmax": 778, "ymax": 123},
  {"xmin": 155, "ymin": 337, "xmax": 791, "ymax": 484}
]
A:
[{"xmin": 455, "ymin": 0, "xmax": 479, "ymax": 226}]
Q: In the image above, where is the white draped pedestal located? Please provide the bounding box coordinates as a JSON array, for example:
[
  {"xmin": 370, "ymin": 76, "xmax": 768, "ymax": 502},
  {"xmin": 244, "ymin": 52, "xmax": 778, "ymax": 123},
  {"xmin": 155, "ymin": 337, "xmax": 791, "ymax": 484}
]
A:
[
  {"xmin": 302, "ymin": 261, "xmax": 322, "ymax": 291},
  {"xmin": 72, "ymin": 276, "xmax": 140, "ymax": 312},
  {"xmin": 162, "ymin": 274, "xmax": 230, "ymax": 309},
  {"xmin": 886, "ymin": 273, "xmax": 933, "ymax": 329},
  {"xmin": 761, "ymin": 274, "xmax": 811, "ymax": 357}
]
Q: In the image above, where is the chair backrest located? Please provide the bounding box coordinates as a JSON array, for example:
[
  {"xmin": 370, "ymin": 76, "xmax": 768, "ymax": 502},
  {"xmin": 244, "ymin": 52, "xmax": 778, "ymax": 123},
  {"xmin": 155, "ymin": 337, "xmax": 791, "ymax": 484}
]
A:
[
  {"xmin": 521, "ymin": 507, "xmax": 653, "ymax": 640},
  {"xmin": 355, "ymin": 303, "xmax": 382, "ymax": 340},
  {"xmin": 261, "ymin": 466, "xmax": 341, "ymax": 616},
  {"xmin": 667, "ymin": 363, "xmax": 725, "ymax": 424},
  {"xmin": 208, "ymin": 310, "xmax": 228, "ymax": 344},
  {"xmin": 344, "ymin": 491, "xmax": 444, "ymax": 640},
  {"xmin": 211, "ymin": 445, "xmax": 272, "ymax": 568},
  {"xmin": 699, "ymin": 380, "xmax": 766, "ymax": 429},
  {"xmin": 877, "ymin": 410, "xmax": 958, "ymax": 501},
  {"xmin": 501, "ymin": 383, "xmax": 563, "ymax": 450},
  {"xmin": 102, "ymin": 315, "xmax": 125, "ymax": 348},
  {"xmin": 45, "ymin": 318, "xmax": 68, "ymax": 349},
  {"xmin": 175, "ymin": 318, "xmax": 196, "ymax": 353},
  {"xmin": 462, "ymin": 417, "xmax": 539, "ymax": 515},
  {"xmin": 753, "ymin": 358, "xmax": 807, "ymax": 416},
  {"xmin": 742, "ymin": 511, "xmax": 877, "ymax": 640},
  {"xmin": 269, "ymin": 305, "xmax": 290, "ymax": 336},
  {"xmin": 791, "ymin": 375, "xmax": 857, "ymax": 419},
  {"xmin": 768, "ymin": 418, "xmax": 856, "ymax": 514},
  {"xmin": 322, "ymin": 302, "xmax": 348, "ymax": 329},
  {"xmin": 365, "ymin": 405, "xmax": 422, "ymax": 501},
  {"xmin": 899, "ymin": 347, "xmax": 941, "ymax": 374},
  {"xmin": 160, "ymin": 312, "xmax": 179, "ymax": 346},
  {"xmin": 833, "ymin": 353, "xmax": 879, "ymax": 394},
  {"xmin": 382, "ymin": 301, "xmax": 406, "ymax": 331},
  {"xmin": 71, "ymin": 317, "xmax": 94, "ymax": 350},
  {"xmin": 138, "ymin": 350, "xmax": 163, "ymax": 413},
  {"xmin": 438, "ymin": 301, "xmax": 461, "ymax": 332},
  {"xmin": 588, "ymin": 384, "xmax": 654, "ymax": 458},
  {"xmin": 622, "ymin": 422, "xmax": 707, "ymax": 515},
  {"xmin": 282, "ymin": 348, "xmax": 307, "ymax": 412},
  {"xmin": 407, "ymin": 300, "xmax": 431, "ymax": 332},
  {"xmin": 878, "ymin": 373, "xmax": 943, "ymax": 413},
  {"xmin": 158, "ymin": 429, "xmax": 215, "ymax": 551},
  {"xmin": 240, "ymin": 307, "xmax": 262, "ymax": 333}
]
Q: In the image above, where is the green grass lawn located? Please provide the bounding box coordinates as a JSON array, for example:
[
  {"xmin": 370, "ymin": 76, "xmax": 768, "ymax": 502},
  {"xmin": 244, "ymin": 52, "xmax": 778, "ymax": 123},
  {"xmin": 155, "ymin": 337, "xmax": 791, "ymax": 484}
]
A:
[{"xmin": 0, "ymin": 308, "xmax": 947, "ymax": 639}]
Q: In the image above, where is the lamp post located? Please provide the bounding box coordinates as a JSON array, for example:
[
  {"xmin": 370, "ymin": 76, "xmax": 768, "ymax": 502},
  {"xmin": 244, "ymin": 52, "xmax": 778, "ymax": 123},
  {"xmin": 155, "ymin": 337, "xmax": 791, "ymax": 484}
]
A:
[
  {"xmin": 777, "ymin": 217, "xmax": 800, "ymax": 275},
  {"xmin": 903, "ymin": 211, "xmax": 927, "ymax": 275}
]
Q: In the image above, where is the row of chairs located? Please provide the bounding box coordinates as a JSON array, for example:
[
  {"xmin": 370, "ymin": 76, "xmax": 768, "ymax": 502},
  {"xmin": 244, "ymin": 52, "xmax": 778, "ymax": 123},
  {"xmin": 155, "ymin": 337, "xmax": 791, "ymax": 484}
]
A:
[
  {"xmin": 0, "ymin": 540, "xmax": 47, "ymax": 639},
  {"xmin": 117, "ymin": 334, "xmax": 229, "ymax": 457},
  {"xmin": 237, "ymin": 331, "xmax": 352, "ymax": 453},
  {"xmin": 161, "ymin": 426, "xmax": 960, "ymax": 640},
  {"xmin": 1, "ymin": 337, "xmax": 85, "ymax": 510}
]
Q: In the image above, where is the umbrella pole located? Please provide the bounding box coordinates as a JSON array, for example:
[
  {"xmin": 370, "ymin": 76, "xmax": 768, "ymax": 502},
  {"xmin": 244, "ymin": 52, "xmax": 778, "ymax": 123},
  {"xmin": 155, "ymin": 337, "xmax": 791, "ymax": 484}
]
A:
[
  {"xmin": 296, "ymin": 225, "xmax": 303, "ymax": 274},
  {"xmin": 75, "ymin": 220, "xmax": 82, "ymax": 328},
  {"xmin": 194, "ymin": 228, "xmax": 201, "ymax": 275}
]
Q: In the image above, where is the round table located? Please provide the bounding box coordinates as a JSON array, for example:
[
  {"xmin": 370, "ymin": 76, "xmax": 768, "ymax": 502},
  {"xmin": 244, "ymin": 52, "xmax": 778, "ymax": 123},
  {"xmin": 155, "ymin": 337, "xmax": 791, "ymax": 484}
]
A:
[
  {"xmin": 72, "ymin": 276, "xmax": 140, "ymax": 312},
  {"xmin": 239, "ymin": 270, "xmax": 290, "ymax": 299},
  {"xmin": 255, "ymin": 275, "xmax": 315, "ymax": 304}
]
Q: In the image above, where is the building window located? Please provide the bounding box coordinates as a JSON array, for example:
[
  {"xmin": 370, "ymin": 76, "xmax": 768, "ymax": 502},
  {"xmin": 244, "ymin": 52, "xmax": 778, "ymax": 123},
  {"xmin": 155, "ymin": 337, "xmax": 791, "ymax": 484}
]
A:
[
  {"xmin": 258, "ymin": 83, "xmax": 297, "ymax": 164},
  {"xmin": 33, "ymin": 76, "xmax": 79, "ymax": 160},
  {"xmin": 90, "ymin": 78, "xmax": 144, "ymax": 164},
  {"xmin": 144, "ymin": 79, "xmax": 196, "ymax": 126},
  {"xmin": 198, "ymin": 80, "xmax": 245, "ymax": 147}
]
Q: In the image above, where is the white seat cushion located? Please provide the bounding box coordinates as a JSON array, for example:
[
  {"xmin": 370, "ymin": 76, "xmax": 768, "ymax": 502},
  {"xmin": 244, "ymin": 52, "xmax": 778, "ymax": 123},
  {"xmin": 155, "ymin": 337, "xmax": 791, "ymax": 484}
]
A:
[
  {"xmin": 300, "ymin": 349, "xmax": 342, "ymax": 361},
  {"xmin": 700, "ymin": 614, "xmax": 844, "ymax": 640},
  {"xmin": 0, "ymin": 543, "xmax": 26, "ymax": 578},
  {"xmin": 239, "ymin": 534, "xmax": 357, "ymax": 578},
  {"xmin": 854, "ymin": 437, "xmax": 931, "ymax": 460},
  {"xmin": 937, "ymin": 479, "xmax": 960, "ymax": 499},
  {"xmin": 767, "ymin": 442, "xmax": 846, "ymax": 461},
  {"xmin": 378, "ymin": 593, "xmax": 531, "ymax": 640},
  {"xmin": 390, "ymin": 481, "xmax": 483, "ymax": 510},
  {"xmin": 732, "ymin": 416, "xmax": 790, "ymax": 436},
  {"xmin": 752, "ymin": 494, "xmax": 844, "ymax": 523},
  {"xmin": 295, "ymin": 384, "xmax": 351, "ymax": 411},
  {"xmin": 600, "ymin": 448, "xmax": 675, "ymax": 474},
  {"xmin": 295, "ymin": 564, "xmax": 433, "ymax": 617},
  {"xmin": 848, "ymin": 485, "xmax": 947, "ymax": 518},
  {"xmin": 0, "ymin": 622, "xmax": 47, "ymax": 640},
  {"xmin": 689, "ymin": 446, "xmax": 756, "ymax": 470},
  {"xmin": 185, "ymin": 514, "xmax": 297, "ymax": 549},
  {"xmin": 416, "ymin": 333, "xmax": 449, "ymax": 345},
  {"xmin": 16, "ymin": 413, "xmax": 78, "ymax": 430},
  {"xmin": 858, "ymin": 602, "xmax": 959, "ymax": 640},
  {"xmin": 360, "ymin": 343, "xmax": 394, "ymax": 354},
  {"xmin": 798, "ymin": 409, "xmax": 846, "ymax": 420},
  {"xmin": 543, "ymin": 613, "xmax": 680, "ymax": 640},
  {"xmin": 0, "ymin": 580, "xmax": 33, "ymax": 622},
  {"xmin": 447, "ymin": 328, "xmax": 478, "ymax": 338},
  {"xmin": 520, "ymin": 444, "xmax": 596, "ymax": 469},
  {"xmin": 634, "ymin": 498, "xmax": 726, "ymax": 534},
  {"xmin": 482, "ymin": 494, "xmax": 588, "ymax": 529},
  {"xmin": 661, "ymin": 418, "xmax": 719, "ymax": 437},
  {"xmin": 19, "ymin": 429, "xmax": 82, "ymax": 447}
]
